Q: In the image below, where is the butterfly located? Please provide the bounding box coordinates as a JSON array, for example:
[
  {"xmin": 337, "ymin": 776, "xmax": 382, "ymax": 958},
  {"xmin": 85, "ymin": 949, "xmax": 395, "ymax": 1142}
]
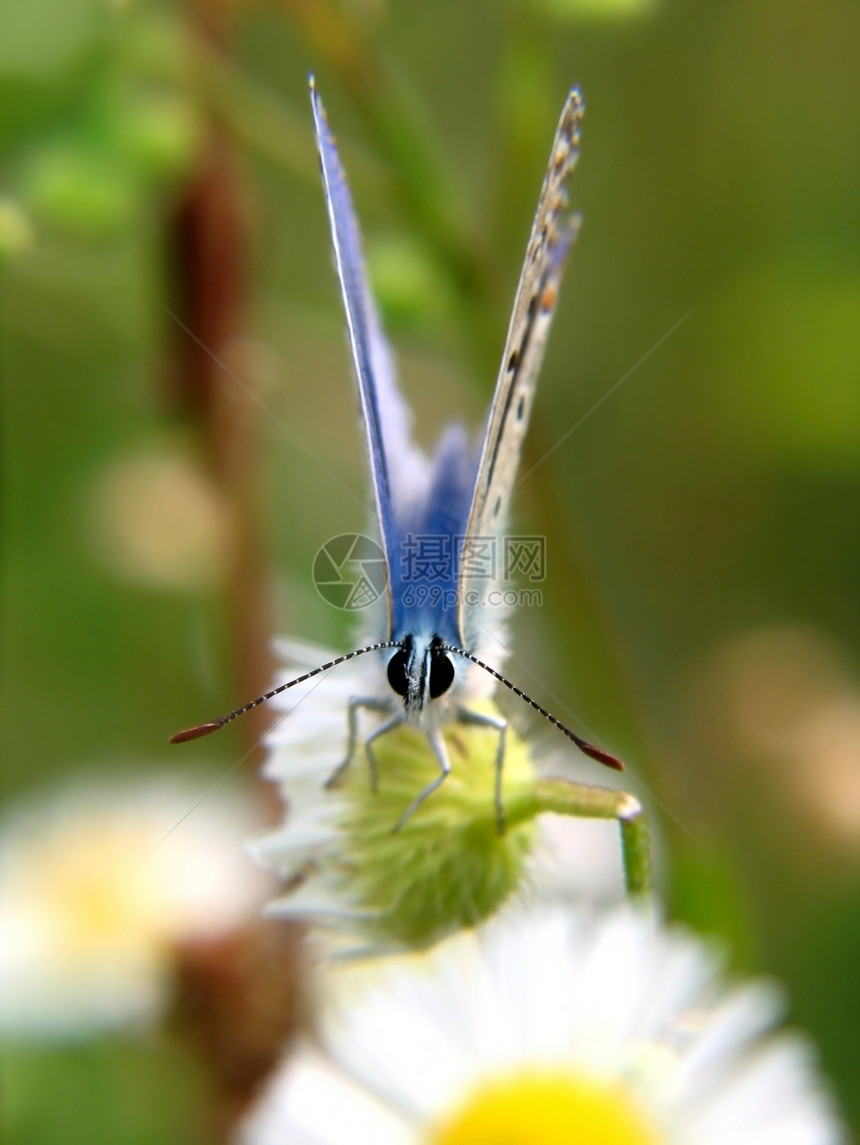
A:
[{"xmin": 172, "ymin": 78, "xmax": 623, "ymax": 831}]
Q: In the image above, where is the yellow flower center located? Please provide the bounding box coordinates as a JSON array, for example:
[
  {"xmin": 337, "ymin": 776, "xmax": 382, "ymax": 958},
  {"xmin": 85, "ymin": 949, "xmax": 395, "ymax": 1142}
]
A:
[{"xmin": 428, "ymin": 1071, "xmax": 661, "ymax": 1145}]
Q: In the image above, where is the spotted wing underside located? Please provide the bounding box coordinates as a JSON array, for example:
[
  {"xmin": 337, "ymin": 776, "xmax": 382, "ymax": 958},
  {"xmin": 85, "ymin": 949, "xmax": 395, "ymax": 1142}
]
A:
[{"xmin": 456, "ymin": 90, "xmax": 584, "ymax": 648}]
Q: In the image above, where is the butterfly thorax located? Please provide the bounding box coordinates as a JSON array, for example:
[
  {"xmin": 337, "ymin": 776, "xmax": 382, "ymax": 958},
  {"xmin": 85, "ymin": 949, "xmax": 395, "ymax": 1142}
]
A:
[{"xmin": 384, "ymin": 422, "xmax": 479, "ymax": 652}]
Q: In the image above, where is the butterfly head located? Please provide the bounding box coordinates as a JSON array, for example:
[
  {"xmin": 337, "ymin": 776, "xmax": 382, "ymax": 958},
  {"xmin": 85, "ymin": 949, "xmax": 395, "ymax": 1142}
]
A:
[{"xmin": 386, "ymin": 634, "xmax": 456, "ymax": 721}]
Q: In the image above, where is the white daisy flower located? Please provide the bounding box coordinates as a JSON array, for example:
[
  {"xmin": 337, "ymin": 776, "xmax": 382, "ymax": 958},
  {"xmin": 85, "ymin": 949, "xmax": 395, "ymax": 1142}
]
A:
[
  {"xmin": 0, "ymin": 773, "xmax": 269, "ymax": 1037},
  {"xmin": 240, "ymin": 902, "xmax": 845, "ymax": 1145},
  {"xmin": 249, "ymin": 640, "xmax": 644, "ymax": 950}
]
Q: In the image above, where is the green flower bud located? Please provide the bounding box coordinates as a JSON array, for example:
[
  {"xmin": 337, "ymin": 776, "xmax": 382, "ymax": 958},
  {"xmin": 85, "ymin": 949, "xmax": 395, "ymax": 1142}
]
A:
[{"xmin": 334, "ymin": 704, "xmax": 537, "ymax": 948}]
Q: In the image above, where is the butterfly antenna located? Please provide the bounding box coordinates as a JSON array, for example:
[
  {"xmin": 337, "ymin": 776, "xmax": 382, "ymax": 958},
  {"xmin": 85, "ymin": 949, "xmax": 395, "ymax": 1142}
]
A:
[
  {"xmin": 169, "ymin": 641, "xmax": 401, "ymax": 744},
  {"xmin": 443, "ymin": 644, "xmax": 624, "ymax": 771}
]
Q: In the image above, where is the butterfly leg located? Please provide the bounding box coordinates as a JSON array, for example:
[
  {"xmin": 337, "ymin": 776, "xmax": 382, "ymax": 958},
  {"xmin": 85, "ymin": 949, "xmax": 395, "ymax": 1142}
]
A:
[
  {"xmin": 458, "ymin": 707, "xmax": 508, "ymax": 834},
  {"xmin": 392, "ymin": 726, "xmax": 451, "ymax": 834},
  {"xmin": 326, "ymin": 697, "xmax": 395, "ymax": 792},
  {"xmin": 363, "ymin": 711, "xmax": 405, "ymax": 793}
]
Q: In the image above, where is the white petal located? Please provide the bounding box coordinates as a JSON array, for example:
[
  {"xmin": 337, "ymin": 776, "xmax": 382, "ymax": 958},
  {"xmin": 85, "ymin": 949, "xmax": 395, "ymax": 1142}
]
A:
[
  {"xmin": 683, "ymin": 1035, "xmax": 847, "ymax": 1145},
  {"xmin": 240, "ymin": 1042, "xmax": 415, "ymax": 1145}
]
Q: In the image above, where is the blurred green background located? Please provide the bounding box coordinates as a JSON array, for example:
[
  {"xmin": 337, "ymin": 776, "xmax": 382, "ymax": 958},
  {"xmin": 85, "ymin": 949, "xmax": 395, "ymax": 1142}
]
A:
[{"xmin": 3, "ymin": 0, "xmax": 859, "ymax": 1140}]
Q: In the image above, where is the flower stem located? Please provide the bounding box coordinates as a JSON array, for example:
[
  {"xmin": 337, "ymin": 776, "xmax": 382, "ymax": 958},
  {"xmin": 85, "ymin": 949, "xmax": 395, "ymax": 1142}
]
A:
[{"xmin": 507, "ymin": 778, "xmax": 652, "ymax": 898}]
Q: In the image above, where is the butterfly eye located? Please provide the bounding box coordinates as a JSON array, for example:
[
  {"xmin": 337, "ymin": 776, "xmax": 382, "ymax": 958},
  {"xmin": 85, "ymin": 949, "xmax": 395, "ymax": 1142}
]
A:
[
  {"xmin": 387, "ymin": 650, "xmax": 409, "ymax": 697},
  {"xmin": 429, "ymin": 652, "xmax": 455, "ymax": 699}
]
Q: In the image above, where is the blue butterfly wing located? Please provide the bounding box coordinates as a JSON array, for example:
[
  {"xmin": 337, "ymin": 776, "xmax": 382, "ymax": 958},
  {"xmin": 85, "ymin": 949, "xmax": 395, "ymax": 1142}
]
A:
[
  {"xmin": 310, "ymin": 80, "xmax": 428, "ymax": 638},
  {"xmin": 311, "ymin": 80, "xmax": 480, "ymax": 646}
]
